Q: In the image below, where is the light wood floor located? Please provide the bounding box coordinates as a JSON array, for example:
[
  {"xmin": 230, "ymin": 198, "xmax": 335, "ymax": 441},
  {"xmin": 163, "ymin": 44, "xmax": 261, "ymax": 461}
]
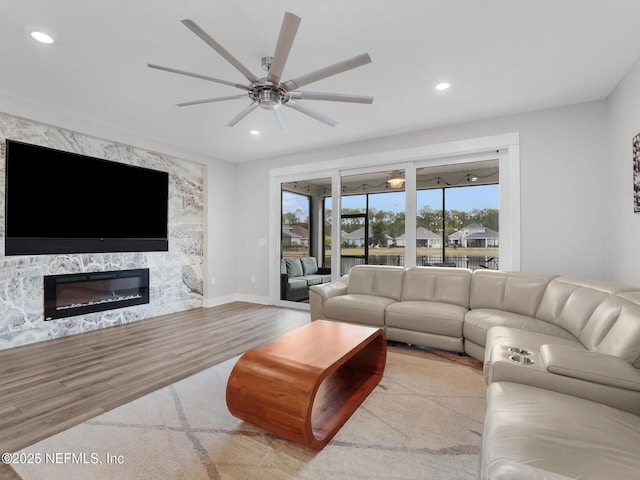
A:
[{"xmin": 0, "ymin": 302, "xmax": 310, "ymax": 480}]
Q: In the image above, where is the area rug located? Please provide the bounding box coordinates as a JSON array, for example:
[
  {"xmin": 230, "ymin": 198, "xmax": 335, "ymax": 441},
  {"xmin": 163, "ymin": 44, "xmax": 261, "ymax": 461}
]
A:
[{"xmin": 12, "ymin": 346, "xmax": 486, "ymax": 480}]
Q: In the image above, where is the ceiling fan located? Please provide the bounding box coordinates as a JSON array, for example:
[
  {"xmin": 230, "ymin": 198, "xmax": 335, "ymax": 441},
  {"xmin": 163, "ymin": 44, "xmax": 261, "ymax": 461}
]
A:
[{"xmin": 148, "ymin": 12, "xmax": 373, "ymax": 132}]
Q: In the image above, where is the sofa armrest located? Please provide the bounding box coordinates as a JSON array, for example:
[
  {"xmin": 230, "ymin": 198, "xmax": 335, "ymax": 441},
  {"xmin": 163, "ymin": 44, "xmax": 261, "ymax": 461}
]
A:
[
  {"xmin": 540, "ymin": 344, "xmax": 640, "ymax": 392},
  {"xmin": 280, "ymin": 273, "xmax": 289, "ymax": 301},
  {"xmin": 309, "ymin": 275, "xmax": 349, "ymax": 301}
]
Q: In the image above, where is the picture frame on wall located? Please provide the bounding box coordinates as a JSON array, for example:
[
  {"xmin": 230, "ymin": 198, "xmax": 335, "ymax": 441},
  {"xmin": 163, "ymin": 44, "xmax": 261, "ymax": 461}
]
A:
[{"xmin": 635, "ymin": 132, "xmax": 640, "ymax": 213}]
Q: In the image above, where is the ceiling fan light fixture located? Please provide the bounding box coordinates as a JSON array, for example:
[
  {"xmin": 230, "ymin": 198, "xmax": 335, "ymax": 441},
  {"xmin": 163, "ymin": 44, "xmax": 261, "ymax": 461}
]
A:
[
  {"xmin": 387, "ymin": 171, "xmax": 405, "ymax": 188},
  {"xmin": 258, "ymin": 89, "xmax": 281, "ymax": 110}
]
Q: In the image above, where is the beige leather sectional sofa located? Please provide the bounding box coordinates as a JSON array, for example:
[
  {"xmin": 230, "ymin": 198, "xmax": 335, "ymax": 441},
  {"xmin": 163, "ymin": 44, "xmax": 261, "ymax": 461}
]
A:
[{"xmin": 309, "ymin": 265, "xmax": 640, "ymax": 479}]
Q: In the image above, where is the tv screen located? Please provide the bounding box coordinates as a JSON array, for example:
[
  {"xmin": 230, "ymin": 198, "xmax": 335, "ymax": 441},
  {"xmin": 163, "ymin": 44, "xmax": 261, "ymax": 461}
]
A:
[{"xmin": 4, "ymin": 139, "xmax": 169, "ymax": 255}]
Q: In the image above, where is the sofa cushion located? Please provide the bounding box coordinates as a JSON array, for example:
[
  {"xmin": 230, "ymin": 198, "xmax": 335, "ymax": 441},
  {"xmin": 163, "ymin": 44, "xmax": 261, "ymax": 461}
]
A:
[
  {"xmin": 481, "ymin": 382, "xmax": 640, "ymax": 480},
  {"xmin": 301, "ymin": 274, "xmax": 329, "ymax": 286},
  {"xmin": 300, "ymin": 256, "xmax": 318, "ymax": 275},
  {"xmin": 285, "ymin": 258, "xmax": 304, "ymax": 277},
  {"xmin": 464, "ymin": 309, "xmax": 575, "ymax": 348},
  {"xmin": 401, "ymin": 267, "xmax": 471, "ymax": 308},
  {"xmin": 386, "ymin": 301, "xmax": 466, "ymax": 337},
  {"xmin": 534, "ymin": 276, "xmax": 623, "ymax": 338},
  {"xmin": 347, "ymin": 265, "xmax": 405, "ymax": 301},
  {"xmin": 593, "ymin": 292, "xmax": 640, "ymax": 367},
  {"xmin": 470, "ymin": 270, "xmax": 555, "ymax": 317},
  {"xmin": 323, "ymin": 294, "xmax": 396, "ymax": 327}
]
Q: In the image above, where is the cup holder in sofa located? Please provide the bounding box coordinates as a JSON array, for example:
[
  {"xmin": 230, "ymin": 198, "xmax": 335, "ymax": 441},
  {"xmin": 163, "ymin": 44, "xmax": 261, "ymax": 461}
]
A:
[
  {"xmin": 509, "ymin": 347, "xmax": 533, "ymax": 356},
  {"xmin": 509, "ymin": 354, "xmax": 535, "ymax": 365}
]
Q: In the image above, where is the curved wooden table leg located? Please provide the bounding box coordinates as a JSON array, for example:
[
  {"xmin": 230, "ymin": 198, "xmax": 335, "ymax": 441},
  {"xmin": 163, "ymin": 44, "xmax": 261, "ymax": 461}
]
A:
[{"xmin": 226, "ymin": 320, "xmax": 387, "ymax": 450}]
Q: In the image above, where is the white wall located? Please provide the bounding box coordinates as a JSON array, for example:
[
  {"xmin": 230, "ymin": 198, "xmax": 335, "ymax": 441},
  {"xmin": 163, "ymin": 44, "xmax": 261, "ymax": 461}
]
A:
[
  {"xmin": 233, "ymin": 160, "xmax": 273, "ymax": 304},
  {"xmin": 234, "ymin": 100, "xmax": 610, "ymax": 299},
  {"xmin": 607, "ymin": 56, "xmax": 640, "ymax": 285},
  {"xmin": 203, "ymin": 158, "xmax": 239, "ymax": 306}
]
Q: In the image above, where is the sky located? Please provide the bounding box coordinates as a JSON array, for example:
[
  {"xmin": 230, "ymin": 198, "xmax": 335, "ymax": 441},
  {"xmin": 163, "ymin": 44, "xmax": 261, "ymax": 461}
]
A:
[{"xmin": 283, "ymin": 184, "xmax": 499, "ymax": 220}]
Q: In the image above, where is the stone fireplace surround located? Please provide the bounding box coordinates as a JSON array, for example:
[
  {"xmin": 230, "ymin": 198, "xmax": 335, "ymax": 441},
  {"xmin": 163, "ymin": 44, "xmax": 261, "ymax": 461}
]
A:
[{"xmin": 0, "ymin": 113, "xmax": 205, "ymax": 350}]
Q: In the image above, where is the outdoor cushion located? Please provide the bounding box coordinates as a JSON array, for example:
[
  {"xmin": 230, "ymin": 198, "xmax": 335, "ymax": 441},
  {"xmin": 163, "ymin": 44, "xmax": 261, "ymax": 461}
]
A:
[
  {"xmin": 300, "ymin": 256, "xmax": 318, "ymax": 275},
  {"xmin": 285, "ymin": 258, "xmax": 304, "ymax": 277},
  {"xmin": 287, "ymin": 277, "xmax": 307, "ymax": 290},
  {"xmin": 302, "ymin": 274, "xmax": 330, "ymax": 286}
]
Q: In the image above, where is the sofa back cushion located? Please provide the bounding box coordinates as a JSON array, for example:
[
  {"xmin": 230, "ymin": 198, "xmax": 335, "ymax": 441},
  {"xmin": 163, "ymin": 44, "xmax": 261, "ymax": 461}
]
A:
[
  {"xmin": 535, "ymin": 276, "xmax": 623, "ymax": 338},
  {"xmin": 470, "ymin": 270, "xmax": 555, "ymax": 317},
  {"xmin": 402, "ymin": 267, "xmax": 471, "ymax": 308},
  {"xmin": 300, "ymin": 256, "xmax": 318, "ymax": 275},
  {"xmin": 587, "ymin": 292, "xmax": 640, "ymax": 367},
  {"xmin": 347, "ymin": 265, "xmax": 405, "ymax": 301},
  {"xmin": 284, "ymin": 258, "xmax": 304, "ymax": 278}
]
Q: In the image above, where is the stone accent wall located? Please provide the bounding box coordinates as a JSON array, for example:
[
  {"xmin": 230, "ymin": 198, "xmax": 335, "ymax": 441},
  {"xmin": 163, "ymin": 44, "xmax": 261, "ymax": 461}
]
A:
[{"xmin": 0, "ymin": 113, "xmax": 204, "ymax": 350}]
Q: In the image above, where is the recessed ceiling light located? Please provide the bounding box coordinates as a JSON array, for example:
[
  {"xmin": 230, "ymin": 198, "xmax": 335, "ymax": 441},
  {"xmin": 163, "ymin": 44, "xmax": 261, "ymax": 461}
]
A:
[
  {"xmin": 30, "ymin": 31, "xmax": 54, "ymax": 44},
  {"xmin": 249, "ymin": 130, "xmax": 260, "ymax": 135},
  {"xmin": 435, "ymin": 82, "xmax": 450, "ymax": 91}
]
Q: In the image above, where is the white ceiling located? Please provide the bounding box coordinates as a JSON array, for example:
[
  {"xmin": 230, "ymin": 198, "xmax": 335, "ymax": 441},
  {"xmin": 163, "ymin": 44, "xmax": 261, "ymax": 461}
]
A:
[{"xmin": 3, "ymin": 1, "xmax": 640, "ymax": 163}]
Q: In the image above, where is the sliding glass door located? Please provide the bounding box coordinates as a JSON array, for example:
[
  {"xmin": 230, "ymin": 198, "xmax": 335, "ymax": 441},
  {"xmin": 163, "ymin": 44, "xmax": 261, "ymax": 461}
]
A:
[
  {"xmin": 280, "ymin": 178, "xmax": 331, "ymax": 302},
  {"xmin": 275, "ymin": 154, "xmax": 505, "ymax": 306}
]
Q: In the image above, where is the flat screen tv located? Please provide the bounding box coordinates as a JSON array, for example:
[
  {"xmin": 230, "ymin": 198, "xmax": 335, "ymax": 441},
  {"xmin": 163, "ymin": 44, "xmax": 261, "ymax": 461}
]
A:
[{"xmin": 4, "ymin": 139, "xmax": 169, "ymax": 255}]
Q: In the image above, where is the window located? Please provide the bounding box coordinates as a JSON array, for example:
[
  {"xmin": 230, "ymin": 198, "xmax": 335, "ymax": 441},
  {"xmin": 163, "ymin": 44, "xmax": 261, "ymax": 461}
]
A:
[
  {"xmin": 416, "ymin": 189, "xmax": 444, "ymax": 264},
  {"xmin": 416, "ymin": 161, "xmax": 499, "ymax": 270},
  {"xmin": 340, "ymin": 194, "xmax": 368, "ymax": 271},
  {"xmin": 281, "ymin": 190, "xmax": 310, "ymax": 258},
  {"xmin": 339, "ymin": 170, "xmax": 406, "ymax": 272},
  {"xmin": 368, "ymin": 191, "xmax": 405, "ymax": 265}
]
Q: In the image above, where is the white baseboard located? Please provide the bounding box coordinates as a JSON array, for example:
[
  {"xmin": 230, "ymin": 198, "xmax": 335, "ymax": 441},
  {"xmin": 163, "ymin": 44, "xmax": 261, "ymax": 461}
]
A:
[
  {"xmin": 203, "ymin": 293, "xmax": 272, "ymax": 308},
  {"xmin": 234, "ymin": 293, "xmax": 272, "ymax": 305},
  {"xmin": 203, "ymin": 295, "xmax": 239, "ymax": 308}
]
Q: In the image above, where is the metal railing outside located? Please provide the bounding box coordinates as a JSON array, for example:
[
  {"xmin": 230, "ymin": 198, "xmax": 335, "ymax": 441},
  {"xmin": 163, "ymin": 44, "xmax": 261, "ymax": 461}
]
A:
[{"xmin": 328, "ymin": 255, "xmax": 499, "ymax": 274}]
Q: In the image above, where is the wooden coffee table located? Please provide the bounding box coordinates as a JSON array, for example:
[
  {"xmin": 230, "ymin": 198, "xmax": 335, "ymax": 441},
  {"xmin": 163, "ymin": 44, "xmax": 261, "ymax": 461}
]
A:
[{"xmin": 226, "ymin": 320, "xmax": 386, "ymax": 450}]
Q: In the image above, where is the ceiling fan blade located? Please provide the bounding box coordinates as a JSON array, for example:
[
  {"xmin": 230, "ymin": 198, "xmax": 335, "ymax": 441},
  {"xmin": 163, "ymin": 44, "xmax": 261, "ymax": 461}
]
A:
[
  {"xmin": 226, "ymin": 102, "xmax": 259, "ymax": 127},
  {"xmin": 181, "ymin": 19, "xmax": 260, "ymax": 84},
  {"xmin": 266, "ymin": 12, "xmax": 301, "ymax": 85},
  {"xmin": 284, "ymin": 99, "xmax": 337, "ymax": 127},
  {"xmin": 177, "ymin": 94, "xmax": 247, "ymax": 107},
  {"xmin": 281, "ymin": 53, "xmax": 372, "ymax": 91},
  {"xmin": 274, "ymin": 108, "xmax": 288, "ymax": 134},
  {"xmin": 289, "ymin": 91, "xmax": 374, "ymax": 104},
  {"xmin": 148, "ymin": 64, "xmax": 250, "ymax": 90}
]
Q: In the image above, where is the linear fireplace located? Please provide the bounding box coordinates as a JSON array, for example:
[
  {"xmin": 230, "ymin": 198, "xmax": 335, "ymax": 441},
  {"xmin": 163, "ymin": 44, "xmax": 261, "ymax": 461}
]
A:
[{"xmin": 44, "ymin": 269, "xmax": 150, "ymax": 321}]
